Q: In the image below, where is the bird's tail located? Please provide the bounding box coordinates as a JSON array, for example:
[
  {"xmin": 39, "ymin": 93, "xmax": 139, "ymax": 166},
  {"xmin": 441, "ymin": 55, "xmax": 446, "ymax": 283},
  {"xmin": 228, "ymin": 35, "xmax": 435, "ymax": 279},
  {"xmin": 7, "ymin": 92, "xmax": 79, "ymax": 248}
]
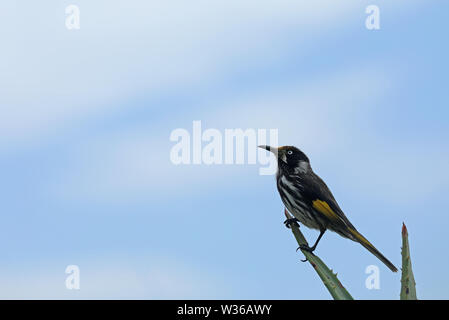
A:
[{"xmin": 348, "ymin": 228, "xmax": 398, "ymax": 272}]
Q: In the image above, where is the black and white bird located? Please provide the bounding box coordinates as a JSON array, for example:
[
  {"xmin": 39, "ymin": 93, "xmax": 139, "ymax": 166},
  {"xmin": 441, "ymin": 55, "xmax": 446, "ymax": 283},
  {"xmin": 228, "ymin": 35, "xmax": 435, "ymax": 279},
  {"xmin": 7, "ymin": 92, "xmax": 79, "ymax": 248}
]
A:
[{"xmin": 259, "ymin": 145, "xmax": 397, "ymax": 272}]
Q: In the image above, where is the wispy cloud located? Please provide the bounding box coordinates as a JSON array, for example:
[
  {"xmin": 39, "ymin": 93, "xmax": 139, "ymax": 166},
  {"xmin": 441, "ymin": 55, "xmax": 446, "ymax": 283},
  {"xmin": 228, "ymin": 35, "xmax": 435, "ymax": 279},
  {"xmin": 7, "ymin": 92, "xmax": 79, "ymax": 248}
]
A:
[
  {"xmin": 0, "ymin": 0, "xmax": 407, "ymax": 150},
  {"xmin": 49, "ymin": 65, "xmax": 392, "ymax": 202}
]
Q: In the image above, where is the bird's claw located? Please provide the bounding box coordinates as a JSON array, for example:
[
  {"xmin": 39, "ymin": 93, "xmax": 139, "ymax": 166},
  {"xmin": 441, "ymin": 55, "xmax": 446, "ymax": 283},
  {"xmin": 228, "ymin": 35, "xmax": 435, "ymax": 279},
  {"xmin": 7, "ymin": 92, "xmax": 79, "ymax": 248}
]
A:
[
  {"xmin": 296, "ymin": 244, "xmax": 315, "ymax": 262},
  {"xmin": 284, "ymin": 218, "xmax": 299, "ymax": 229},
  {"xmin": 296, "ymin": 244, "xmax": 315, "ymax": 253}
]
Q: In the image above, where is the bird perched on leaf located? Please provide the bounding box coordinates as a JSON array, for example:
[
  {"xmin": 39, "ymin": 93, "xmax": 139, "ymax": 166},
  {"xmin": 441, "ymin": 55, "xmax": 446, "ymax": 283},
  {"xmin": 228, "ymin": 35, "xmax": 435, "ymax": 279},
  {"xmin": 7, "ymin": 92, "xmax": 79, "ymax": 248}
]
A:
[{"xmin": 259, "ymin": 145, "xmax": 397, "ymax": 272}]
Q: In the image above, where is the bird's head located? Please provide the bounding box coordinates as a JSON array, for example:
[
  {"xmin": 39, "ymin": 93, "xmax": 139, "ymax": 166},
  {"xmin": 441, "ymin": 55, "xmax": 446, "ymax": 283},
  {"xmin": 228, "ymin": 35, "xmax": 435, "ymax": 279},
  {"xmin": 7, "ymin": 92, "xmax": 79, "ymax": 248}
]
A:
[{"xmin": 258, "ymin": 145, "xmax": 310, "ymax": 171}]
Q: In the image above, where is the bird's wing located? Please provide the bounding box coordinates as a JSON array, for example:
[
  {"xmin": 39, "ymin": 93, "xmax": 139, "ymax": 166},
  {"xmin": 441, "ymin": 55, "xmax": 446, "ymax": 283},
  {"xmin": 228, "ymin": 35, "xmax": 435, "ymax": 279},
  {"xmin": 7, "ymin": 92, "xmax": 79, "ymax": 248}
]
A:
[{"xmin": 301, "ymin": 172, "xmax": 355, "ymax": 230}]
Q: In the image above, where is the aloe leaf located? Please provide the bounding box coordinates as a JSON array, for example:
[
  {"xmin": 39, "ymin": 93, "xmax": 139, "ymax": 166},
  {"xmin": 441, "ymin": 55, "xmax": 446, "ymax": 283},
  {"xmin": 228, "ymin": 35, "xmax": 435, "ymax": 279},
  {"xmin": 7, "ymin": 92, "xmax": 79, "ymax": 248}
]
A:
[
  {"xmin": 284, "ymin": 209, "xmax": 353, "ymax": 300},
  {"xmin": 400, "ymin": 223, "xmax": 417, "ymax": 300}
]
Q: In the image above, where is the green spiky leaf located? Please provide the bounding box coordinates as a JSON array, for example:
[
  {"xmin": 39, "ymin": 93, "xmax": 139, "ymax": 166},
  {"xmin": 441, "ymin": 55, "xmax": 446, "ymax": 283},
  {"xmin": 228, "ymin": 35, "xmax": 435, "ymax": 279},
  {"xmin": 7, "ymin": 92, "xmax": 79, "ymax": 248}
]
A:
[
  {"xmin": 400, "ymin": 223, "xmax": 417, "ymax": 300},
  {"xmin": 284, "ymin": 209, "xmax": 353, "ymax": 300}
]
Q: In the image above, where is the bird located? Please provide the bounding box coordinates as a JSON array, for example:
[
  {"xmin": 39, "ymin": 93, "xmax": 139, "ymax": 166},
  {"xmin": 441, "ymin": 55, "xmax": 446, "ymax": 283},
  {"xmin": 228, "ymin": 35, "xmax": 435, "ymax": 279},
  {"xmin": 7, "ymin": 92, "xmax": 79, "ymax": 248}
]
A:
[{"xmin": 259, "ymin": 145, "xmax": 398, "ymax": 272}]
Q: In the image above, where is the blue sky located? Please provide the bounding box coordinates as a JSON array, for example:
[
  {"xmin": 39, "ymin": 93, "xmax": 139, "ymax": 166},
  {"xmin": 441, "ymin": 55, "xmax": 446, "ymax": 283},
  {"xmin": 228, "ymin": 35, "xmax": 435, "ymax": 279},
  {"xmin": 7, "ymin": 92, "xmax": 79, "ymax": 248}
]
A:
[{"xmin": 0, "ymin": 1, "xmax": 448, "ymax": 299}]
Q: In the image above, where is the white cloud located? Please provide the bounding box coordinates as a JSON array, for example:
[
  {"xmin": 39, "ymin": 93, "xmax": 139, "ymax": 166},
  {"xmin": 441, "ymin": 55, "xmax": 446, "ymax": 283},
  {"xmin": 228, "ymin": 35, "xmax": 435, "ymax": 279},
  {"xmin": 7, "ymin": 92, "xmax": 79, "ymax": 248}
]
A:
[
  {"xmin": 50, "ymin": 65, "xmax": 393, "ymax": 201},
  {"xmin": 0, "ymin": 0, "xmax": 415, "ymax": 150},
  {"xmin": 48, "ymin": 59, "xmax": 449, "ymax": 206}
]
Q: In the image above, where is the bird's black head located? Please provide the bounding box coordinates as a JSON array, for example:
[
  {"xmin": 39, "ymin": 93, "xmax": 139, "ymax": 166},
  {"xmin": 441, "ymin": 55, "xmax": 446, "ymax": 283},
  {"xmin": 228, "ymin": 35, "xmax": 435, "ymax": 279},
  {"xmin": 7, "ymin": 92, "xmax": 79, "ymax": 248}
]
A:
[{"xmin": 259, "ymin": 145, "xmax": 310, "ymax": 171}]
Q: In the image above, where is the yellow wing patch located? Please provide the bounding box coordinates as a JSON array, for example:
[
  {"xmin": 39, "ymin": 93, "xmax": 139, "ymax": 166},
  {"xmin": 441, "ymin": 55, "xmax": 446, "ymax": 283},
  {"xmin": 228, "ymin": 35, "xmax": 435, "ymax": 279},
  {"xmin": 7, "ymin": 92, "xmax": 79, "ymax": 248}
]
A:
[
  {"xmin": 312, "ymin": 200, "xmax": 340, "ymax": 221},
  {"xmin": 313, "ymin": 200, "xmax": 376, "ymax": 249}
]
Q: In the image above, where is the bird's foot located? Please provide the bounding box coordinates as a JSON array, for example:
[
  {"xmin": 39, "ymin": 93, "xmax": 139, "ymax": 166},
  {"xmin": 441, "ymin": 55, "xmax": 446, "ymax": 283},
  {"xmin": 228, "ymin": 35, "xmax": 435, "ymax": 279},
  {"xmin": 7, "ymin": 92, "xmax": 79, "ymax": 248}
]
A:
[
  {"xmin": 296, "ymin": 244, "xmax": 315, "ymax": 262},
  {"xmin": 283, "ymin": 218, "xmax": 299, "ymax": 229},
  {"xmin": 296, "ymin": 244, "xmax": 316, "ymax": 253}
]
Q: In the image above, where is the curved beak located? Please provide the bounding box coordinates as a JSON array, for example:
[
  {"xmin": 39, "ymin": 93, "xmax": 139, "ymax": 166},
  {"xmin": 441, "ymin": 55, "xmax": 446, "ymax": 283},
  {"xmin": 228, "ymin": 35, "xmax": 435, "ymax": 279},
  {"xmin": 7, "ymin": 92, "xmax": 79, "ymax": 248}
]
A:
[{"xmin": 258, "ymin": 145, "xmax": 278, "ymax": 157}]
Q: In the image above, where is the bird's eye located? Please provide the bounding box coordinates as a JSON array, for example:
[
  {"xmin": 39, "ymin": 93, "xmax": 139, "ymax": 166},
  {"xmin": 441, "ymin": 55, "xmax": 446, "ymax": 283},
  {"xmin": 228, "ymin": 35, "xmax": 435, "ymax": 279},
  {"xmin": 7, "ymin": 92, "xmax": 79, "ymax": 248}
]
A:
[{"xmin": 287, "ymin": 151, "xmax": 293, "ymax": 155}]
